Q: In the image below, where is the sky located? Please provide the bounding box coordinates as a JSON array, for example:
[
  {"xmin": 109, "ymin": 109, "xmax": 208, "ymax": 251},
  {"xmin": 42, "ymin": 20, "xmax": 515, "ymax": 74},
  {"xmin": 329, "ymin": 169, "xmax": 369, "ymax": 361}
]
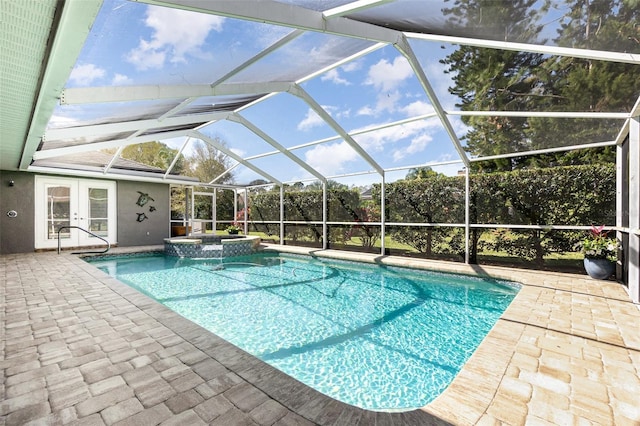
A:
[{"xmin": 56, "ymin": 0, "xmax": 473, "ymax": 186}]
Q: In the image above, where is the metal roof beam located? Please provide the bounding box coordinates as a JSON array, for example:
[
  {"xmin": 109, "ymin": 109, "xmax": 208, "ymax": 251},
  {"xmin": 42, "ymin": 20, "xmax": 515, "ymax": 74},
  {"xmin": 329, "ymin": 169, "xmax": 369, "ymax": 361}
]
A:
[
  {"xmin": 27, "ymin": 165, "xmax": 199, "ymax": 185},
  {"xmin": 158, "ymin": 97, "xmax": 197, "ymax": 120},
  {"xmin": 631, "ymin": 95, "xmax": 640, "ymax": 118},
  {"xmin": 244, "ymin": 111, "xmax": 441, "ymax": 161},
  {"xmin": 288, "ymin": 84, "xmax": 385, "ymax": 175},
  {"xmin": 193, "ymin": 131, "xmax": 281, "ymax": 185},
  {"xmin": 19, "ymin": 0, "xmax": 103, "ymax": 169},
  {"xmin": 33, "ymin": 129, "xmax": 192, "ymax": 160},
  {"xmin": 44, "ymin": 111, "xmax": 230, "ymax": 141},
  {"xmin": 615, "ymin": 120, "xmax": 630, "ymax": 146},
  {"xmin": 134, "ymin": 0, "xmax": 401, "ymax": 44},
  {"xmin": 395, "ymin": 36, "xmax": 470, "ymax": 168},
  {"xmin": 61, "ymin": 82, "xmax": 292, "ymax": 105},
  {"xmin": 469, "ymin": 140, "xmax": 617, "ymax": 163},
  {"xmin": 295, "ymin": 42, "xmax": 386, "ymax": 84},
  {"xmin": 228, "ymin": 113, "xmax": 326, "ymax": 183},
  {"xmin": 323, "ymin": 0, "xmax": 393, "ymax": 18},
  {"xmin": 407, "ymin": 33, "xmax": 640, "ymax": 65},
  {"xmin": 211, "ymin": 29, "xmax": 305, "ymax": 87},
  {"xmin": 448, "ymin": 111, "xmax": 630, "ymax": 119},
  {"xmin": 164, "ymin": 136, "xmax": 192, "ymax": 179},
  {"xmin": 209, "ymin": 162, "xmax": 241, "ymax": 185},
  {"xmin": 103, "ymin": 146, "xmax": 124, "ymax": 175}
]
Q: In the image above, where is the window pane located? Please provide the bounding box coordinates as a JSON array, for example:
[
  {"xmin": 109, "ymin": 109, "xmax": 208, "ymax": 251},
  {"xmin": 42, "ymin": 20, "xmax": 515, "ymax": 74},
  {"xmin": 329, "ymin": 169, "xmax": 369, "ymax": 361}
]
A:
[
  {"xmin": 88, "ymin": 188, "xmax": 109, "ymax": 237},
  {"xmin": 47, "ymin": 186, "xmax": 70, "ymax": 239}
]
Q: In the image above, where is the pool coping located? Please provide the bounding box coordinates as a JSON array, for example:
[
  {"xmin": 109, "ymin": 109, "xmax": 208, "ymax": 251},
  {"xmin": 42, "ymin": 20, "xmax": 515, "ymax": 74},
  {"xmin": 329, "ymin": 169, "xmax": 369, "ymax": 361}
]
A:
[{"xmin": 2, "ymin": 244, "xmax": 639, "ymax": 425}]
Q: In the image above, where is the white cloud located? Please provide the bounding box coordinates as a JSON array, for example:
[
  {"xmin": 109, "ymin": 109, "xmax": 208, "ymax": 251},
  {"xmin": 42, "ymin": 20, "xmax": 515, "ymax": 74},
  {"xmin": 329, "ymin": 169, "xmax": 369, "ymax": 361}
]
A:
[
  {"xmin": 304, "ymin": 142, "xmax": 358, "ymax": 176},
  {"xmin": 356, "ymin": 90, "xmax": 403, "ymax": 117},
  {"xmin": 318, "ymin": 59, "xmax": 361, "ymax": 85},
  {"xmin": 230, "ymin": 148, "xmax": 246, "ymax": 157},
  {"xmin": 69, "ymin": 63, "xmax": 106, "ymax": 86},
  {"xmin": 357, "ymin": 105, "xmax": 375, "ymax": 116},
  {"xmin": 112, "ymin": 73, "xmax": 132, "ymax": 85},
  {"xmin": 400, "ymin": 100, "xmax": 435, "ymax": 117},
  {"xmin": 364, "ymin": 56, "xmax": 413, "ymax": 92},
  {"xmin": 341, "ymin": 60, "xmax": 361, "ymax": 73},
  {"xmin": 351, "ymin": 116, "xmax": 442, "ymax": 161},
  {"xmin": 376, "ymin": 90, "xmax": 402, "ymax": 114},
  {"xmin": 321, "ymin": 69, "xmax": 350, "ymax": 85},
  {"xmin": 297, "ymin": 108, "xmax": 324, "ymax": 131},
  {"xmin": 392, "ymin": 133, "xmax": 433, "ymax": 162},
  {"xmin": 425, "ymin": 61, "xmax": 459, "ymax": 110},
  {"xmin": 126, "ymin": 40, "xmax": 166, "ymax": 70},
  {"xmin": 357, "ymin": 56, "xmax": 415, "ymax": 116},
  {"xmin": 297, "ymin": 105, "xmax": 342, "ymax": 131},
  {"xmin": 336, "ymin": 108, "xmax": 351, "ymax": 120},
  {"xmin": 126, "ymin": 6, "xmax": 224, "ymax": 70}
]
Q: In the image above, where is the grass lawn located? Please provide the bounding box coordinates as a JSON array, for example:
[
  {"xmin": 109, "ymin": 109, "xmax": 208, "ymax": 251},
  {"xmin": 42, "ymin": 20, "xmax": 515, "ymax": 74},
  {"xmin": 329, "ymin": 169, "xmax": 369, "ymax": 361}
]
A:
[{"xmin": 244, "ymin": 230, "xmax": 586, "ymax": 273}]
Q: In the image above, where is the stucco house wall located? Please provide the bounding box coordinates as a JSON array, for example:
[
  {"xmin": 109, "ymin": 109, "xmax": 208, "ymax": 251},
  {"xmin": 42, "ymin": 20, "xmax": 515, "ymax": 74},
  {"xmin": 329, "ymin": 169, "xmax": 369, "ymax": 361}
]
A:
[
  {"xmin": 116, "ymin": 180, "xmax": 170, "ymax": 247},
  {"xmin": 0, "ymin": 170, "xmax": 35, "ymax": 254},
  {"xmin": 0, "ymin": 171, "xmax": 170, "ymax": 254}
]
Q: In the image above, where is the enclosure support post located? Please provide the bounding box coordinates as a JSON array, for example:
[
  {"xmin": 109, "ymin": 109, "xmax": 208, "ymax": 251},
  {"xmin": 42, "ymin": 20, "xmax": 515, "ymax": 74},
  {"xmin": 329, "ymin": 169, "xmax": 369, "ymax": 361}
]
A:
[
  {"xmin": 322, "ymin": 181, "xmax": 327, "ymax": 250},
  {"xmin": 233, "ymin": 189, "xmax": 238, "ymax": 229},
  {"xmin": 380, "ymin": 174, "xmax": 386, "ymax": 256},
  {"xmin": 628, "ymin": 116, "xmax": 640, "ymax": 304},
  {"xmin": 189, "ymin": 187, "xmax": 195, "ymax": 237},
  {"xmin": 280, "ymin": 185, "xmax": 284, "ymax": 245},
  {"xmin": 213, "ymin": 189, "xmax": 217, "ymax": 233},
  {"xmin": 464, "ymin": 167, "xmax": 470, "ymax": 264},
  {"xmin": 616, "ymin": 138, "xmax": 626, "ymax": 282},
  {"xmin": 183, "ymin": 187, "xmax": 189, "ymax": 230},
  {"xmin": 243, "ymin": 189, "xmax": 248, "ymax": 235}
]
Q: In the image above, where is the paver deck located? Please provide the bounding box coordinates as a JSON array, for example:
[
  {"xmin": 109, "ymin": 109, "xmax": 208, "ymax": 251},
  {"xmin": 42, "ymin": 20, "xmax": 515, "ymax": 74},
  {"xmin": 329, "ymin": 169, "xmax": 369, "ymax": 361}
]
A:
[{"xmin": 1, "ymin": 245, "xmax": 639, "ymax": 425}]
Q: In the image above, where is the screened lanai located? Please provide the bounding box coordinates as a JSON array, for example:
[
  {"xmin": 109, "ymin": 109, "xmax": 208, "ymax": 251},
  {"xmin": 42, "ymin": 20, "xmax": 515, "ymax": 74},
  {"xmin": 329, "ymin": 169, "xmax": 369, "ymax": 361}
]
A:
[{"xmin": 1, "ymin": 0, "xmax": 639, "ymax": 301}]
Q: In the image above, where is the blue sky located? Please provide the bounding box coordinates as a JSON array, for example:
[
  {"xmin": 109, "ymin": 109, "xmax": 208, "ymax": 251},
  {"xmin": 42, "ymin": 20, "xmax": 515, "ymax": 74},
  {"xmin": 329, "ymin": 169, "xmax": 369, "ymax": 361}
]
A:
[{"xmin": 58, "ymin": 0, "xmax": 470, "ymax": 186}]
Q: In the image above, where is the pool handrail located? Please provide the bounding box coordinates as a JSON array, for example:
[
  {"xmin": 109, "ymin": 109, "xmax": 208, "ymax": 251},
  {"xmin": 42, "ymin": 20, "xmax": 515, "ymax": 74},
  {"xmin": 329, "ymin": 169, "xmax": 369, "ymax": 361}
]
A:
[{"xmin": 57, "ymin": 226, "xmax": 110, "ymax": 255}]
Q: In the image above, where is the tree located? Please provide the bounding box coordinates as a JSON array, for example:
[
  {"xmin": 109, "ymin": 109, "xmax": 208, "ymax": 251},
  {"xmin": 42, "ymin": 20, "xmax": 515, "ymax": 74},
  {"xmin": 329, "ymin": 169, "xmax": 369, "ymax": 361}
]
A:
[
  {"xmin": 379, "ymin": 175, "xmax": 465, "ymax": 257},
  {"xmin": 404, "ymin": 166, "xmax": 440, "ymax": 180},
  {"xmin": 120, "ymin": 141, "xmax": 187, "ymax": 174},
  {"xmin": 305, "ymin": 180, "xmax": 348, "ymax": 191},
  {"xmin": 248, "ymin": 179, "xmax": 269, "ymax": 194},
  {"xmin": 440, "ymin": 0, "xmax": 550, "ymax": 171},
  {"xmin": 171, "ymin": 138, "xmax": 236, "ymax": 230},
  {"xmin": 440, "ymin": 0, "xmax": 638, "ymax": 171},
  {"xmin": 526, "ymin": 0, "xmax": 639, "ymax": 159},
  {"xmin": 185, "ymin": 139, "xmax": 234, "ymax": 184}
]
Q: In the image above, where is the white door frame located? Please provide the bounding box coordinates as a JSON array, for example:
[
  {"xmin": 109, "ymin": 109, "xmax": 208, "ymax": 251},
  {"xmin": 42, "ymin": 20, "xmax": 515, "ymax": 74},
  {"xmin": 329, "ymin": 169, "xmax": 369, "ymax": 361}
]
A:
[{"xmin": 35, "ymin": 176, "xmax": 117, "ymax": 249}]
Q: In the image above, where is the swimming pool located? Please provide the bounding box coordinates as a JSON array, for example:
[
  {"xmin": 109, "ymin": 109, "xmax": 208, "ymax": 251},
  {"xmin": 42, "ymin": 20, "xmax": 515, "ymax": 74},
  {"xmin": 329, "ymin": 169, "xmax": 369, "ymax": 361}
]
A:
[{"xmin": 88, "ymin": 252, "xmax": 520, "ymax": 411}]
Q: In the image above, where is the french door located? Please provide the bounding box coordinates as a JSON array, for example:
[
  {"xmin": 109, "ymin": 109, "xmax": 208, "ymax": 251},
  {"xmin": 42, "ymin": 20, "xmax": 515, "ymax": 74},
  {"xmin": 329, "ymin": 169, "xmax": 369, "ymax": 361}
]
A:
[{"xmin": 35, "ymin": 177, "xmax": 117, "ymax": 249}]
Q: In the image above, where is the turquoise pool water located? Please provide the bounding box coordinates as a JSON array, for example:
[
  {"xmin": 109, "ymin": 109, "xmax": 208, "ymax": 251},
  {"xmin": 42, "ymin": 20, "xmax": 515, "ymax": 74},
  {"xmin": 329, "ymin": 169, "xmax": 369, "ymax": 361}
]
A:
[{"xmin": 89, "ymin": 252, "xmax": 519, "ymax": 411}]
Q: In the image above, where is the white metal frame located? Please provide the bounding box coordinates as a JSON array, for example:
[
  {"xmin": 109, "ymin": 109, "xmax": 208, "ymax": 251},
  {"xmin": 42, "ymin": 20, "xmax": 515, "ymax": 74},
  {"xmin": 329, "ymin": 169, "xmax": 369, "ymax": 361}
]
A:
[{"xmin": 17, "ymin": 0, "xmax": 640, "ymax": 303}]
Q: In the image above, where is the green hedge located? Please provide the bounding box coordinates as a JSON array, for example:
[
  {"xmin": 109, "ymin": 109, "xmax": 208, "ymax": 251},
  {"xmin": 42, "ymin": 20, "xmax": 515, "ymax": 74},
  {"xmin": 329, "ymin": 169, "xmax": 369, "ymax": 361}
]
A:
[{"xmin": 249, "ymin": 164, "xmax": 615, "ymax": 263}]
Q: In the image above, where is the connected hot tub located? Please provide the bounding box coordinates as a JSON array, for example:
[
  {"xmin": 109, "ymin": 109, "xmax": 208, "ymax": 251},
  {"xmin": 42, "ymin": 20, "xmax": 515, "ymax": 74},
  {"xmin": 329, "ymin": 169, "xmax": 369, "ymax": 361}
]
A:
[{"xmin": 164, "ymin": 235, "xmax": 261, "ymax": 258}]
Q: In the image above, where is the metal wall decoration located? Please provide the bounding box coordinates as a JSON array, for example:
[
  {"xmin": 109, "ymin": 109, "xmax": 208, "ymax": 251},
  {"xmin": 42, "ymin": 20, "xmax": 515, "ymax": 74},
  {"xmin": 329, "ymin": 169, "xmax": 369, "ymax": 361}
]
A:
[
  {"xmin": 136, "ymin": 191, "xmax": 154, "ymax": 207},
  {"xmin": 135, "ymin": 191, "xmax": 154, "ymax": 224}
]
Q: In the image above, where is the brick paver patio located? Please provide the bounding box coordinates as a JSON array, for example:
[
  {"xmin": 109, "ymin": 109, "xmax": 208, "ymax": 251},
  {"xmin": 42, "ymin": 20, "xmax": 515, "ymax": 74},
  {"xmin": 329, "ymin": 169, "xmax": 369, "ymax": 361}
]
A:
[{"xmin": 2, "ymin": 245, "xmax": 639, "ymax": 425}]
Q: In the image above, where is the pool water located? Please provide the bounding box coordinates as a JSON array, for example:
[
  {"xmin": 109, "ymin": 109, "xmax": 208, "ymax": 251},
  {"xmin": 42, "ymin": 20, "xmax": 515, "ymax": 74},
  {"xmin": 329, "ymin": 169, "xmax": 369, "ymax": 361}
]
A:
[{"xmin": 89, "ymin": 252, "xmax": 519, "ymax": 411}]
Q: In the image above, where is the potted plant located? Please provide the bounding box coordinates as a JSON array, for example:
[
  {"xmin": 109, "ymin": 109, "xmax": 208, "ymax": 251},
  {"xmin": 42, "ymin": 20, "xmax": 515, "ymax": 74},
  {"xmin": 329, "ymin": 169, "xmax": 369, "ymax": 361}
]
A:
[
  {"xmin": 578, "ymin": 225, "xmax": 619, "ymax": 280},
  {"xmin": 226, "ymin": 223, "xmax": 242, "ymax": 235}
]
